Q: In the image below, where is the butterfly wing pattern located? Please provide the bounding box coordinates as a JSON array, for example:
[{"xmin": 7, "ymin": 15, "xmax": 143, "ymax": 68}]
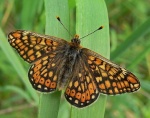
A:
[{"xmin": 8, "ymin": 30, "xmax": 140, "ymax": 108}]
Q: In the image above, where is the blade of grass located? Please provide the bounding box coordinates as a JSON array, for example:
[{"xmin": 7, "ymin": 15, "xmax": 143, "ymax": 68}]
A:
[
  {"xmin": 0, "ymin": 28, "xmax": 38, "ymax": 104},
  {"xmin": 38, "ymin": 1, "xmax": 69, "ymax": 118},
  {"xmin": 0, "ymin": 85, "xmax": 32, "ymax": 103},
  {"xmin": 21, "ymin": 0, "xmax": 43, "ymax": 29},
  {"xmin": 128, "ymin": 42, "xmax": 150, "ymax": 69},
  {"xmin": 71, "ymin": 0, "xmax": 110, "ymax": 118},
  {"xmin": 111, "ymin": 18, "xmax": 150, "ymax": 60}
]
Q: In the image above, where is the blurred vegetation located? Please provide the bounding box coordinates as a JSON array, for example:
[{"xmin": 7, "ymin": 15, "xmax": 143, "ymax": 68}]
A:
[{"xmin": 0, "ymin": 0, "xmax": 150, "ymax": 118}]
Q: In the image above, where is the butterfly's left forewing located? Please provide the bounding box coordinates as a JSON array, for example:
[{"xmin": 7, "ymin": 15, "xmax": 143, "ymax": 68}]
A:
[
  {"xmin": 8, "ymin": 30, "xmax": 68, "ymax": 63},
  {"xmin": 82, "ymin": 48, "xmax": 140, "ymax": 95}
]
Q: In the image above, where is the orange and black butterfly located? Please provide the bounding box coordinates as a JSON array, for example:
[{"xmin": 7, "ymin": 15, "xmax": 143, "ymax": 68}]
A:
[{"xmin": 8, "ymin": 20, "xmax": 140, "ymax": 108}]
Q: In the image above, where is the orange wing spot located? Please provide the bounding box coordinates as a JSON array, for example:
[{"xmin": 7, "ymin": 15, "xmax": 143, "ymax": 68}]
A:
[
  {"xmin": 46, "ymin": 40, "xmax": 52, "ymax": 46},
  {"xmin": 22, "ymin": 36, "xmax": 28, "ymax": 40},
  {"xmin": 94, "ymin": 58, "xmax": 102, "ymax": 65},
  {"xmin": 99, "ymin": 62, "xmax": 106, "ymax": 70},
  {"xmin": 34, "ymin": 45, "xmax": 41, "ymax": 50},
  {"xmin": 23, "ymin": 55, "xmax": 27, "ymax": 59},
  {"xmin": 88, "ymin": 83, "xmax": 94, "ymax": 94},
  {"xmin": 101, "ymin": 70, "xmax": 108, "ymax": 77},
  {"xmin": 85, "ymin": 90, "xmax": 90, "ymax": 100},
  {"xmin": 112, "ymin": 82, "xmax": 117, "ymax": 87},
  {"xmin": 109, "ymin": 70, "xmax": 114, "ymax": 76},
  {"xmin": 124, "ymin": 81, "xmax": 129, "ymax": 87},
  {"xmin": 51, "ymin": 63, "xmax": 56, "ymax": 67},
  {"xmin": 70, "ymin": 89, "xmax": 76, "ymax": 97},
  {"xmin": 29, "ymin": 55, "xmax": 35, "ymax": 61},
  {"xmin": 134, "ymin": 84, "xmax": 140, "ymax": 88},
  {"xmin": 74, "ymin": 81, "xmax": 79, "ymax": 87},
  {"xmin": 81, "ymin": 93, "xmax": 86, "ymax": 102},
  {"xmin": 127, "ymin": 75, "xmax": 137, "ymax": 83},
  {"xmin": 105, "ymin": 80, "xmax": 111, "ymax": 88},
  {"xmin": 86, "ymin": 76, "xmax": 90, "ymax": 83},
  {"xmin": 35, "ymin": 51, "xmax": 42, "ymax": 58},
  {"xmin": 12, "ymin": 32, "xmax": 21, "ymax": 38},
  {"xmin": 109, "ymin": 90, "xmax": 113, "ymax": 94},
  {"xmin": 89, "ymin": 56, "xmax": 95, "ymax": 61},
  {"xmin": 41, "ymin": 69, "xmax": 47, "ymax": 75},
  {"xmin": 78, "ymin": 86, "xmax": 81, "ymax": 91},
  {"xmin": 88, "ymin": 59, "xmax": 92, "ymax": 64},
  {"xmin": 75, "ymin": 92, "xmax": 81, "ymax": 100},
  {"xmin": 106, "ymin": 64, "xmax": 111, "ymax": 71},
  {"xmin": 45, "ymin": 79, "xmax": 51, "ymax": 87},
  {"xmin": 111, "ymin": 68, "xmax": 117, "ymax": 74},
  {"xmin": 34, "ymin": 64, "xmax": 42, "ymax": 72},
  {"xmin": 43, "ymin": 60, "xmax": 48, "ymax": 66},
  {"xmin": 52, "ymin": 46, "xmax": 56, "ymax": 50},
  {"xmin": 66, "ymin": 88, "xmax": 70, "ymax": 95},
  {"xmin": 96, "ymin": 76, "xmax": 102, "ymax": 83},
  {"xmin": 15, "ymin": 39, "xmax": 21, "ymax": 44},
  {"xmin": 37, "ymin": 37, "xmax": 42, "ymax": 43},
  {"xmin": 78, "ymin": 73, "xmax": 82, "ymax": 78},
  {"xmin": 20, "ymin": 45, "xmax": 25, "ymax": 50},
  {"xmin": 20, "ymin": 50, "xmax": 24, "ymax": 55},
  {"xmin": 127, "ymin": 88, "xmax": 131, "ymax": 91},
  {"xmin": 43, "ymin": 73, "xmax": 47, "ymax": 77},
  {"xmin": 81, "ymin": 83, "xmax": 85, "ymax": 92},
  {"xmin": 35, "ymin": 59, "xmax": 42, "ymax": 65},
  {"xmin": 30, "ymin": 36, "xmax": 36, "ymax": 41},
  {"xmin": 50, "ymin": 54, "xmax": 55, "ymax": 58},
  {"xmin": 109, "ymin": 76, "xmax": 113, "ymax": 80},
  {"xmin": 28, "ymin": 49, "xmax": 34, "ymax": 56},
  {"xmin": 114, "ymin": 87, "xmax": 119, "ymax": 94},
  {"xmin": 120, "ymin": 73, "xmax": 124, "ymax": 78},
  {"xmin": 35, "ymin": 76, "xmax": 40, "ymax": 83},
  {"xmin": 18, "ymin": 42, "xmax": 23, "ymax": 47},
  {"xmin": 69, "ymin": 82, "xmax": 72, "ymax": 87},
  {"xmin": 24, "ymin": 47, "xmax": 28, "ymax": 51},
  {"xmin": 33, "ymin": 71, "xmax": 40, "ymax": 78},
  {"xmin": 39, "ymin": 38, "xmax": 46, "ymax": 45},
  {"xmin": 99, "ymin": 83, "xmax": 105, "ymax": 89},
  {"xmin": 49, "ymin": 71, "xmax": 53, "ymax": 77},
  {"xmin": 50, "ymin": 82, "xmax": 56, "ymax": 88},
  {"xmin": 120, "ymin": 82, "xmax": 125, "ymax": 88},
  {"xmin": 117, "ymin": 82, "xmax": 121, "ymax": 89},
  {"xmin": 53, "ymin": 75, "xmax": 57, "ymax": 81},
  {"xmin": 42, "ymin": 56, "xmax": 48, "ymax": 60},
  {"xmin": 52, "ymin": 41, "xmax": 58, "ymax": 46},
  {"xmin": 39, "ymin": 78, "xmax": 45, "ymax": 85}
]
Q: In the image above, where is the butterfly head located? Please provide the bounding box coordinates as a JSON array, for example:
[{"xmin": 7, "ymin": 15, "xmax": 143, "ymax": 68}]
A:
[{"xmin": 71, "ymin": 34, "xmax": 81, "ymax": 47}]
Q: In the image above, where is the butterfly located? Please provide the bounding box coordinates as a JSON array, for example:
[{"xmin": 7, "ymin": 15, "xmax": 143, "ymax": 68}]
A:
[{"xmin": 8, "ymin": 25, "xmax": 140, "ymax": 108}]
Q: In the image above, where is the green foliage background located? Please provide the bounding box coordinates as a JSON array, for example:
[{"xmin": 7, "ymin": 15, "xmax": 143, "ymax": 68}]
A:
[{"xmin": 0, "ymin": 0, "xmax": 150, "ymax": 118}]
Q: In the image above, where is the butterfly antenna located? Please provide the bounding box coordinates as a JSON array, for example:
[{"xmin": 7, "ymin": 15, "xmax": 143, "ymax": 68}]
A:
[
  {"xmin": 79, "ymin": 26, "xmax": 104, "ymax": 40},
  {"xmin": 56, "ymin": 16, "xmax": 73, "ymax": 37}
]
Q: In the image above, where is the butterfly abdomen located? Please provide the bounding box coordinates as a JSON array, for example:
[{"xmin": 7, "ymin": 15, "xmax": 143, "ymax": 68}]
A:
[{"xmin": 57, "ymin": 45, "xmax": 80, "ymax": 90}]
